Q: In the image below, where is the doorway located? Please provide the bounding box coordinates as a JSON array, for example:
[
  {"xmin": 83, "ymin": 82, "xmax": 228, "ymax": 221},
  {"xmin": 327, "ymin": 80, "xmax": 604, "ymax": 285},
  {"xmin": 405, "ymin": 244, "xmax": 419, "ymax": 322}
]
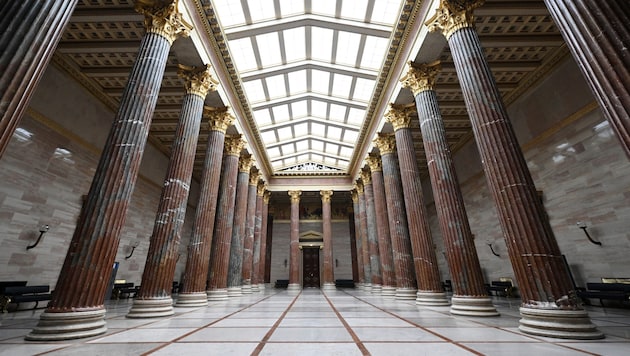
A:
[{"xmin": 302, "ymin": 247, "xmax": 320, "ymax": 288}]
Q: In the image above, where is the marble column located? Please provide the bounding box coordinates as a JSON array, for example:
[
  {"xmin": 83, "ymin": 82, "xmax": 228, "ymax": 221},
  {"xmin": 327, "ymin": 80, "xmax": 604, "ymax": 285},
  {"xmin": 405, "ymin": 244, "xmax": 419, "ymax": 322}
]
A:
[
  {"xmin": 257, "ymin": 190, "xmax": 271, "ymax": 289},
  {"xmin": 427, "ymin": 0, "xmax": 602, "ymax": 339},
  {"xmin": 26, "ymin": 1, "xmax": 190, "ymax": 341},
  {"xmin": 373, "ymin": 135, "xmax": 417, "ymax": 300},
  {"xmin": 385, "ymin": 106, "xmax": 450, "ymax": 306},
  {"xmin": 350, "ymin": 189, "xmax": 364, "ymax": 286},
  {"xmin": 287, "ymin": 190, "xmax": 302, "ymax": 292},
  {"xmin": 401, "ymin": 62, "xmax": 496, "ymax": 314},
  {"xmin": 0, "ymin": 0, "xmax": 77, "ymax": 158},
  {"xmin": 226, "ymin": 157, "xmax": 254, "ymax": 297},
  {"xmin": 366, "ymin": 155, "xmax": 396, "ymax": 297},
  {"xmin": 128, "ymin": 64, "xmax": 216, "ymax": 318},
  {"xmin": 356, "ymin": 181, "xmax": 372, "ymax": 291},
  {"xmin": 251, "ymin": 184, "xmax": 266, "ymax": 292},
  {"xmin": 176, "ymin": 108, "xmax": 234, "ymax": 307},
  {"xmin": 264, "ymin": 210, "xmax": 274, "ymax": 284},
  {"xmin": 361, "ymin": 170, "xmax": 383, "ymax": 294},
  {"xmin": 321, "ymin": 190, "xmax": 335, "ymax": 290},
  {"xmin": 207, "ymin": 135, "xmax": 245, "ymax": 301},
  {"xmin": 544, "ymin": 0, "xmax": 630, "ymax": 158},
  {"xmin": 240, "ymin": 171, "xmax": 259, "ymax": 294}
]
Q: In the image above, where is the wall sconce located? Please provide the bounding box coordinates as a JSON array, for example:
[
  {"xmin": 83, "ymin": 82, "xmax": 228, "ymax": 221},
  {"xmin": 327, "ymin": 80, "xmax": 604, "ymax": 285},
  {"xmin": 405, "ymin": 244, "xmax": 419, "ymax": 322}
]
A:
[
  {"xmin": 487, "ymin": 242, "xmax": 500, "ymax": 257},
  {"xmin": 335, "ymin": 258, "xmax": 339, "ymax": 267},
  {"xmin": 283, "ymin": 258, "xmax": 288, "ymax": 268},
  {"xmin": 125, "ymin": 240, "xmax": 140, "ymax": 259},
  {"xmin": 26, "ymin": 225, "xmax": 49, "ymax": 250},
  {"xmin": 577, "ymin": 222, "xmax": 602, "ymax": 246}
]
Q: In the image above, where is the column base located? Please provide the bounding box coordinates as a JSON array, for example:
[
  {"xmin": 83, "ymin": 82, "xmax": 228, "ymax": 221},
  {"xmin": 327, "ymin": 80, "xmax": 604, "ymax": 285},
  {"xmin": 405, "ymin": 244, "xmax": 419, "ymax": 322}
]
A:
[
  {"xmin": 519, "ymin": 307, "xmax": 604, "ymax": 340},
  {"xmin": 241, "ymin": 284, "xmax": 253, "ymax": 294},
  {"xmin": 416, "ymin": 291, "xmax": 450, "ymax": 306},
  {"xmin": 450, "ymin": 296, "xmax": 499, "ymax": 317},
  {"xmin": 287, "ymin": 283, "xmax": 301, "ymax": 294},
  {"xmin": 381, "ymin": 286, "xmax": 396, "ymax": 297},
  {"xmin": 174, "ymin": 292, "xmax": 208, "ymax": 308},
  {"xmin": 257, "ymin": 283, "xmax": 265, "ymax": 291},
  {"xmin": 26, "ymin": 309, "xmax": 107, "ymax": 341},
  {"xmin": 127, "ymin": 297, "xmax": 174, "ymax": 318},
  {"xmin": 322, "ymin": 282, "xmax": 336, "ymax": 290},
  {"xmin": 371, "ymin": 284, "xmax": 382, "ymax": 294},
  {"xmin": 251, "ymin": 284, "xmax": 260, "ymax": 293},
  {"xmin": 227, "ymin": 286, "xmax": 243, "ymax": 297},
  {"xmin": 207, "ymin": 289, "xmax": 229, "ymax": 301},
  {"xmin": 361, "ymin": 283, "xmax": 372, "ymax": 292},
  {"xmin": 395, "ymin": 287, "xmax": 417, "ymax": 300}
]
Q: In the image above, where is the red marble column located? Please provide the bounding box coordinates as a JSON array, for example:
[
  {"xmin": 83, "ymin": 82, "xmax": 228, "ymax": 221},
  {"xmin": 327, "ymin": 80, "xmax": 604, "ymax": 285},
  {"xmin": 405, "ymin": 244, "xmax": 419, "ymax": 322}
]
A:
[
  {"xmin": 361, "ymin": 170, "xmax": 383, "ymax": 294},
  {"xmin": 427, "ymin": 0, "xmax": 601, "ymax": 339},
  {"xmin": 385, "ymin": 107, "xmax": 451, "ymax": 307},
  {"xmin": 27, "ymin": 1, "xmax": 190, "ymax": 341},
  {"xmin": 251, "ymin": 183, "xmax": 266, "ymax": 292},
  {"xmin": 321, "ymin": 190, "xmax": 335, "ymax": 290},
  {"xmin": 226, "ymin": 158, "xmax": 254, "ymax": 296},
  {"xmin": 356, "ymin": 181, "xmax": 372, "ymax": 291},
  {"xmin": 128, "ymin": 65, "xmax": 216, "ymax": 318},
  {"xmin": 400, "ymin": 64, "xmax": 496, "ymax": 314},
  {"xmin": 207, "ymin": 135, "xmax": 245, "ymax": 301},
  {"xmin": 287, "ymin": 190, "xmax": 302, "ymax": 292},
  {"xmin": 351, "ymin": 189, "xmax": 365, "ymax": 287},
  {"xmin": 0, "ymin": 0, "xmax": 77, "ymax": 159},
  {"xmin": 264, "ymin": 210, "xmax": 274, "ymax": 283},
  {"xmin": 373, "ymin": 135, "xmax": 417, "ymax": 300},
  {"xmin": 544, "ymin": 0, "xmax": 630, "ymax": 159},
  {"xmin": 239, "ymin": 170, "xmax": 259, "ymax": 294},
  {"xmin": 366, "ymin": 155, "xmax": 396, "ymax": 296},
  {"xmin": 176, "ymin": 108, "xmax": 234, "ymax": 307},
  {"xmin": 257, "ymin": 190, "xmax": 271, "ymax": 288}
]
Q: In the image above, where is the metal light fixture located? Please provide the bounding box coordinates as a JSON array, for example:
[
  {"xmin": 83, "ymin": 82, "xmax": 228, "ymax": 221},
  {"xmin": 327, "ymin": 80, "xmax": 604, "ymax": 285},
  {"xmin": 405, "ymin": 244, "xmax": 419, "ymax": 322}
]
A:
[
  {"xmin": 125, "ymin": 240, "xmax": 140, "ymax": 259},
  {"xmin": 577, "ymin": 221, "xmax": 602, "ymax": 246},
  {"xmin": 26, "ymin": 224, "xmax": 49, "ymax": 250}
]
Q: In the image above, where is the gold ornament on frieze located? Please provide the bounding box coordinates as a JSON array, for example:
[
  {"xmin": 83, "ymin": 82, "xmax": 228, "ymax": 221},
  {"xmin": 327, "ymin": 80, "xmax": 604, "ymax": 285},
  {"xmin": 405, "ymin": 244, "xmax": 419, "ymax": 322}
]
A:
[
  {"xmin": 374, "ymin": 133, "xmax": 396, "ymax": 155},
  {"xmin": 366, "ymin": 154, "xmax": 382, "ymax": 172},
  {"xmin": 224, "ymin": 135, "xmax": 245, "ymax": 157},
  {"xmin": 425, "ymin": 0, "xmax": 484, "ymax": 40},
  {"xmin": 288, "ymin": 190, "xmax": 302, "ymax": 203},
  {"xmin": 135, "ymin": 0, "xmax": 192, "ymax": 44},
  {"xmin": 320, "ymin": 190, "xmax": 333, "ymax": 203},
  {"xmin": 178, "ymin": 64, "xmax": 218, "ymax": 98},
  {"xmin": 240, "ymin": 155, "xmax": 255, "ymax": 173},
  {"xmin": 205, "ymin": 107, "xmax": 234, "ymax": 133},
  {"xmin": 400, "ymin": 61, "xmax": 441, "ymax": 96},
  {"xmin": 385, "ymin": 104, "xmax": 414, "ymax": 131},
  {"xmin": 360, "ymin": 169, "xmax": 372, "ymax": 185}
]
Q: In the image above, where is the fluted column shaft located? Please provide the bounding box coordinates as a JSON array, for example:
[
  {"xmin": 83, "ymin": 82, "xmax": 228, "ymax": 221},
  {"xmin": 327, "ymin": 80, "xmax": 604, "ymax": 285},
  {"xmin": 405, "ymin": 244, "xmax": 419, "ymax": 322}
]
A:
[
  {"xmin": 288, "ymin": 190, "xmax": 302, "ymax": 290},
  {"xmin": 177, "ymin": 109, "xmax": 233, "ymax": 307},
  {"xmin": 258, "ymin": 192, "xmax": 271, "ymax": 286},
  {"xmin": 544, "ymin": 0, "xmax": 630, "ymax": 158},
  {"xmin": 350, "ymin": 192, "xmax": 363, "ymax": 284},
  {"xmin": 251, "ymin": 187, "xmax": 265, "ymax": 290},
  {"xmin": 27, "ymin": 2, "xmax": 189, "ymax": 341},
  {"xmin": 357, "ymin": 185, "xmax": 371, "ymax": 288},
  {"xmin": 362, "ymin": 175, "xmax": 383, "ymax": 291},
  {"xmin": 0, "ymin": 0, "xmax": 77, "ymax": 158},
  {"xmin": 129, "ymin": 65, "xmax": 214, "ymax": 318},
  {"xmin": 321, "ymin": 190, "xmax": 335, "ymax": 289},
  {"xmin": 264, "ymin": 215, "xmax": 274, "ymax": 283},
  {"xmin": 239, "ymin": 173, "xmax": 258, "ymax": 293}
]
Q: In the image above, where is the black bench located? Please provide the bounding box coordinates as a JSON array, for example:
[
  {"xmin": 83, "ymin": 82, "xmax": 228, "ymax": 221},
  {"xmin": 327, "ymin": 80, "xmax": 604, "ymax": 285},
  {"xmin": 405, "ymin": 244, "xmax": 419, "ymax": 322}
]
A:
[
  {"xmin": 274, "ymin": 279, "xmax": 289, "ymax": 288},
  {"xmin": 486, "ymin": 279, "xmax": 516, "ymax": 297},
  {"xmin": 1, "ymin": 285, "xmax": 52, "ymax": 312},
  {"xmin": 577, "ymin": 282, "xmax": 630, "ymax": 306},
  {"xmin": 335, "ymin": 279, "xmax": 355, "ymax": 288},
  {"xmin": 112, "ymin": 282, "xmax": 138, "ymax": 299}
]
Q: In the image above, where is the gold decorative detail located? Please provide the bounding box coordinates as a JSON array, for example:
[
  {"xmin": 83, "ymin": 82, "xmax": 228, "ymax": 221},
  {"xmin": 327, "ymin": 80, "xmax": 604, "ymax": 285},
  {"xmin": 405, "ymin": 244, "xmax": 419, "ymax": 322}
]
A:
[
  {"xmin": 351, "ymin": 189, "xmax": 359, "ymax": 203},
  {"xmin": 257, "ymin": 182, "xmax": 266, "ymax": 196},
  {"xmin": 320, "ymin": 190, "xmax": 333, "ymax": 203},
  {"xmin": 288, "ymin": 190, "xmax": 302, "ymax": 203},
  {"xmin": 178, "ymin": 64, "xmax": 218, "ymax": 98},
  {"xmin": 360, "ymin": 169, "xmax": 372, "ymax": 185},
  {"xmin": 355, "ymin": 180, "xmax": 364, "ymax": 194},
  {"xmin": 400, "ymin": 61, "xmax": 441, "ymax": 95},
  {"xmin": 224, "ymin": 135, "xmax": 245, "ymax": 157},
  {"xmin": 205, "ymin": 107, "xmax": 234, "ymax": 133},
  {"xmin": 263, "ymin": 190, "xmax": 271, "ymax": 204},
  {"xmin": 385, "ymin": 104, "xmax": 414, "ymax": 131},
  {"xmin": 366, "ymin": 154, "xmax": 382, "ymax": 172},
  {"xmin": 425, "ymin": 0, "xmax": 485, "ymax": 40},
  {"xmin": 240, "ymin": 155, "xmax": 255, "ymax": 173},
  {"xmin": 135, "ymin": 0, "xmax": 192, "ymax": 44},
  {"xmin": 374, "ymin": 133, "xmax": 397, "ymax": 155}
]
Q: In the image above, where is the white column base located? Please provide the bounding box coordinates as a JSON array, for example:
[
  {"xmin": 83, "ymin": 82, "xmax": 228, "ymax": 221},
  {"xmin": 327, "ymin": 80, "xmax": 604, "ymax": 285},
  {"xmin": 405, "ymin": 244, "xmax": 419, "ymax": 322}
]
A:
[
  {"xmin": 241, "ymin": 284, "xmax": 253, "ymax": 294},
  {"xmin": 174, "ymin": 292, "xmax": 208, "ymax": 308},
  {"xmin": 322, "ymin": 282, "xmax": 336, "ymax": 290},
  {"xmin": 207, "ymin": 288, "xmax": 229, "ymax": 301},
  {"xmin": 26, "ymin": 309, "xmax": 107, "ymax": 341},
  {"xmin": 227, "ymin": 286, "xmax": 243, "ymax": 297},
  {"xmin": 395, "ymin": 288, "xmax": 417, "ymax": 300},
  {"xmin": 381, "ymin": 286, "xmax": 397, "ymax": 297},
  {"xmin": 362, "ymin": 283, "xmax": 372, "ymax": 292},
  {"xmin": 287, "ymin": 283, "xmax": 301, "ymax": 294},
  {"xmin": 127, "ymin": 297, "xmax": 174, "ymax": 318},
  {"xmin": 450, "ymin": 296, "xmax": 499, "ymax": 316},
  {"xmin": 416, "ymin": 291, "xmax": 450, "ymax": 306},
  {"xmin": 371, "ymin": 284, "xmax": 382, "ymax": 295},
  {"xmin": 257, "ymin": 283, "xmax": 265, "ymax": 291},
  {"xmin": 519, "ymin": 307, "xmax": 604, "ymax": 340},
  {"xmin": 251, "ymin": 284, "xmax": 260, "ymax": 293}
]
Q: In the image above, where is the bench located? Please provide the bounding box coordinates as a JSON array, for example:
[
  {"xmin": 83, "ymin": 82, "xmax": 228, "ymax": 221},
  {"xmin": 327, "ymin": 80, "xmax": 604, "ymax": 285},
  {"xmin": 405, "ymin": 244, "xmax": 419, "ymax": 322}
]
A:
[
  {"xmin": 577, "ymin": 282, "xmax": 630, "ymax": 306},
  {"xmin": 442, "ymin": 280, "xmax": 452, "ymax": 293},
  {"xmin": 486, "ymin": 278, "xmax": 516, "ymax": 297},
  {"xmin": 112, "ymin": 282, "xmax": 138, "ymax": 299},
  {"xmin": 0, "ymin": 285, "xmax": 52, "ymax": 312},
  {"xmin": 274, "ymin": 279, "xmax": 289, "ymax": 288},
  {"xmin": 335, "ymin": 279, "xmax": 355, "ymax": 288}
]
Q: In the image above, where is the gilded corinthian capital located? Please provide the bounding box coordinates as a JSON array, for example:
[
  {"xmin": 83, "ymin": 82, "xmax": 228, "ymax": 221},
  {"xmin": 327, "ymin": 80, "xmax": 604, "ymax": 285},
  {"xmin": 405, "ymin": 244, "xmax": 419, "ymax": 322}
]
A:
[
  {"xmin": 365, "ymin": 154, "xmax": 382, "ymax": 172},
  {"xmin": 239, "ymin": 155, "xmax": 255, "ymax": 173},
  {"xmin": 385, "ymin": 104, "xmax": 415, "ymax": 131},
  {"xmin": 257, "ymin": 182, "xmax": 267, "ymax": 196},
  {"xmin": 135, "ymin": 0, "xmax": 192, "ymax": 44},
  {"xmin": 360, "ymin": 169, "xmax": 372, "ymax": 185},
  {"xmin": 320, "ymin": 190, "xmax": 333, "ymax": 203},
  {"xmin": 263, "ymin": 190, "xmax": 271, "ymax": 204},
  {"xmin": 205, "ymin": 107, "xmax": 234, "ymax": 133},
  {"xmin": 374, "ymin": 133, "xmax": 396, "ymax": 155},
  {"xmin": 425, "ymin": 0, "xmax": 485, "ymax": 40},
  {"xmin": 224, "ymin": 135, "xmax": 245, "ymax": 157},
  {"xmin": 288, "ymin": 190, "xmax": 302, "ymax": 203},
  {"xmin": 178, "ymin": 64, "xmax": 218, "ymax": 98},
  {"xmin": 400, "ymin": 61, "xmax": 441, "ymax": 96}
]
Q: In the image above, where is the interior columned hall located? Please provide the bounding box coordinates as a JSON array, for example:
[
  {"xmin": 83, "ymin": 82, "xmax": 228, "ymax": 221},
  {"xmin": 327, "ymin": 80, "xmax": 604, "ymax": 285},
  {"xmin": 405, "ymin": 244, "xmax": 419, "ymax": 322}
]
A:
[{"xmin": 0, "ymin": 0, "xmax": 629, "ymax": 354}]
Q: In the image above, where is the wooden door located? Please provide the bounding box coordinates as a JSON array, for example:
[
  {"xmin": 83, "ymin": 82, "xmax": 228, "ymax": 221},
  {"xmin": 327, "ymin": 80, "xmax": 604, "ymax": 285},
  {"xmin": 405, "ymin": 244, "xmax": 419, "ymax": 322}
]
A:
[{"xmin": 302, "ymin": 247, "xmax": 320, "ymax": 288}]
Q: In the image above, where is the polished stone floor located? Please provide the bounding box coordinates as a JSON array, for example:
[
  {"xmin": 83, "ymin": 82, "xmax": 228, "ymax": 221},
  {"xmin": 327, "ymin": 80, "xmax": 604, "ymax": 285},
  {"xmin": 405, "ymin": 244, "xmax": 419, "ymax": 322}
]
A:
[{"xmin": 1, "ymin": 288, "xmax": 629, "ymax": 355}]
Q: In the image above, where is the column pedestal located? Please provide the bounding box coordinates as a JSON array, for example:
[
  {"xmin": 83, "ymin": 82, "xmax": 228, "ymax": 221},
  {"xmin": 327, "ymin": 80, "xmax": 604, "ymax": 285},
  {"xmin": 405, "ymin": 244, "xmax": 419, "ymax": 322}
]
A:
[
  {"xmin": 381, "ymin": 286, "xmax": 396, "ymax": 297},
  {"xmin": 25, "ymin": 309, "xmax": 106, "ymax": 341},
  {"xmin": 519, "ymin": 307, "xmax": 603, "ymax": 340},
  {"xmin": 228, "ymin": 287, "xmax": 243, "ymax": 297},
  {"xmin": 416, "ymin": 292, "xmax": 450, "ymax": 306},
  {"xmin": 175, "ymin": 292, "xmax": 208, "ymax": 307},
  {"xmin": 208, "ymin": 289, "xmax": 229, "ymax": 301},
  {"xmin": 322, "ymin": 283, "xmax": 336, "ymax": 291},
  {"xmin": 127, "ymin": 298, "xmax": 174, "ymax": 319},
  {"xmin": 287, "ymin": 284, "xmax": 301, "ymax": 294},
  {"xmin": 451, "ymin": 297, "xmax": 499, "ymax": 317},
  {"xmin": 395, "ymin": 288, "xmax": 417, "ymax": 300}
]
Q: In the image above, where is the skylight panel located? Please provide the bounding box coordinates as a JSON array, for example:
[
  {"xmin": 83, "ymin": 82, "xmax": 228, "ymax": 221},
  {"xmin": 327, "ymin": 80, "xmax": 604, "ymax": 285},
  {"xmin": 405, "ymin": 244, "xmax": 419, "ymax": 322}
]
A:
[
  {"xmin": 271, "ymin": 104, "xmax": 290, "ymax": 123},
  {"xmin": 281, "ymin": 143, "xmax": 295, "ymax": 154},
  {"xmin": 325, "ymin": 143, "xmax": 339, "ymax": 155},
  {"xmin": 295, "ymin": 140, "xmax": 309, "ymax": 152},
  {"xmin": 247, "ymin": 0, "xmax": 276, "ymax": 23},
  {"xmin": 253, "ymin": 108, "xmax": 273, "ymax": 126},
  {"xmin": 288, "ymin": 70, "xmax": 307, "ymax": 95},
  {"xmin": 312, "ymin": 153, "xmax": 323, "ymax": 161},
  {"xmin": 256, "ymin": 32, "xmax": 282, "ymax": 67},
  {"xmin": 371, "ymin": 0, "xmax": 402, "ymax": 25},
  {"xmin": 279, "ymin": 0, "xmax": 305, "ymax": 17},
  {"xmin": 335, "ymin": 31, "xmax": 361, "ymax": 67},
  {"xmin": 311, "ymin": 101, "xmax": 327, "ymax": 118},
  {"xmin": 267, "ymin": 146, "xmax": 281, "ymax": 158},
  {"xmin": 293, "ymin": 123, "xmax": 308, "ymax": 136},
  {"xmin": 340, "ymin": 0, "xmax": 368, "ymax": 21},
  {"xmin": 339, "ymin": 146, "xmax": 353, "ymax": 157},
  {"xmin": 272, "ymin": 160, "xmax": 283, "ymax": 168},
  {"xmin": 311, "ymin": 140, "xmax": 324, "ymax": 152},
  {"xmin": 243, "ymin": 79, "xmax": 266, "ymax": 103},
  {"xmin": 277, "ymin": 126, "xmax": 293, "ymax": 141},
  {"xmin": 230, "ymin": 38, "xmax": 258, "ymax": 72},
  {"xmin": 360, "ymin": 36, "xmax": 389, "ymax": 70},
  {"xmin": 324, "ymin": 156, "xmax": 337, "ymax": 166},
  {"xmin": 311, "ymin": 122, "xmax": 325, "ymax": 136},
  {"xmin": 297, "ymin": 154, "xmax": 309, "ymax": 162},
  {"xmin": 291, "ymin": 101, "xmax": 308, "ymax": 118},
  {"xmin": 331, "ymin": 73, "xmax": 353, "ymax": 98},
  {"xmin": 283, "ymin": 27, "xmax": 306, "ymax": 63},
  {"xmin": 327, "ymin": 126, "xmax": 342, "ymax": 141},
  {"xmin": 311, "ymin": 70, "xmax": 330, "ymax": 94},
  {"xmin": 352, "ymin": 77, "xmax": 375, "ymax": 102},
  {"xmin": 343, "ymin": 129, "xmax": 359, "ymax": 143},
  {"xmin": 311, "ymin": 0, "xmax": 336, "ymax": 17},
  {"xmin": 261, "ymin": 130, "xmax": 277, "ymax": 143},
  {"xmin": 311, "ymin": 27, "xmax": 334, "ymax": 63},
  {"xmin": 347, "ymin": 108, "xmax": 366, "ymax": 125},
  {"xmin": 265, "ymin": 74, "xmax": 287, "ymax": 99},
  {"xmin": 213, "ymin": 0, "xmax": 246, "ymax": 27},
  {"xmin": 329, "ymin": 104, "xmax": 347, "ymax": 122}
]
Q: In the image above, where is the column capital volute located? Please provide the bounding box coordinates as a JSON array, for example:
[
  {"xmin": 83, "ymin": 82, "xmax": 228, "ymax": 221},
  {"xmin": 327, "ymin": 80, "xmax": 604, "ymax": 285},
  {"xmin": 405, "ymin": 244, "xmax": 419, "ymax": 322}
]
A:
[
  {"xmin": 425, "ymin": 0, "xmax": 485, "ymax": 40},
  {"xmin": 263, "ymin": 190, "xmax": 271, "ymax": 204},
  {"xmin": 360, "ymin": 169, "xmax": 372, "ymax": 185},
  {"xmin": 355, "ymin": 180, "xmax": 364, "ymax": 194},
  {"xmin": 374, "ymin": 133, "xmax": 397, "ymax": 155},
  {"xmin": 351, "ymin": 189, "xmax": 359, "ymax": 203},
  {"xmin": 204, "ymin": 107, "xmax": 234, "ymax": 133},
  {"xmin": 135, "ymin": 0, "xmax": 192, "ymax": 45},
  {"xmin": 257, "ymin": 181, "xmax": 266, "ymax": 196},
  {"xmin": 366, "ymin": 153, "xmax": 382, "ymax": 172},
  {"xmin": 240, "ymin": 155, "xmax": 255, "ymax": 173},
  {"xmin": 320, "ymin": 190, "xmax": 333, "ymax": 203},
  {"xmin": 178, "ymin": 64, "xmax": 218, "ymax": 98},
  {"xmin": 385, "ymin": 104, "xmax": 415, "ymax": 131},
  {"xmin": 400, "ymin": 61, "xmax": 442, "ymax": 96},
  {"xmin": 288, "ymin": 190, "xmax": 302, "ymax": 203},
  {"xmin": 224, "ymin": 135, "xmax": 245, "ymax": 157}
]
